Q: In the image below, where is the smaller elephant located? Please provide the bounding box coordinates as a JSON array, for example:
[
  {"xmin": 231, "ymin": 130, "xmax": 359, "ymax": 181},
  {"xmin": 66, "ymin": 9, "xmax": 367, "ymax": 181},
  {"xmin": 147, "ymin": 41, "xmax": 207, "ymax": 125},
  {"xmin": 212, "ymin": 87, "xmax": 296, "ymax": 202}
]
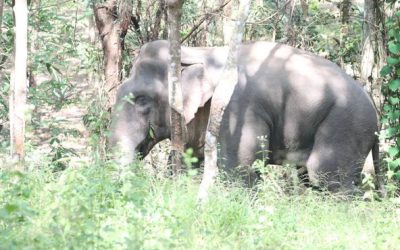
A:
[{"xmin": 110, "ymin": 40, "xmax": 383, "ymax": 194}]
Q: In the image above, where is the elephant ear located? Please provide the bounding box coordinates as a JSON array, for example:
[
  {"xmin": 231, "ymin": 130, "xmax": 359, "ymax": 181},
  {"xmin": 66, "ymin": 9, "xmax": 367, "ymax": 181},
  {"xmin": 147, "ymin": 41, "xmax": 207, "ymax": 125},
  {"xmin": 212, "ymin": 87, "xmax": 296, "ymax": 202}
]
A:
[{"xmin": 181, "ymin": 64, "xmax": 215, "ymax": 124}]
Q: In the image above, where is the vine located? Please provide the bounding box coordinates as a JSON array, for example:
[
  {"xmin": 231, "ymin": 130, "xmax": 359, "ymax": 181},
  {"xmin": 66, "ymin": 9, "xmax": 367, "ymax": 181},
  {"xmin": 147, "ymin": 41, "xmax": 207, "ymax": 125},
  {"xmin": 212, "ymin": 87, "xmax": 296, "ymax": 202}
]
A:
[{"xmin": 380, "ymin": 2, "xmax": 400, "ymax": 194}]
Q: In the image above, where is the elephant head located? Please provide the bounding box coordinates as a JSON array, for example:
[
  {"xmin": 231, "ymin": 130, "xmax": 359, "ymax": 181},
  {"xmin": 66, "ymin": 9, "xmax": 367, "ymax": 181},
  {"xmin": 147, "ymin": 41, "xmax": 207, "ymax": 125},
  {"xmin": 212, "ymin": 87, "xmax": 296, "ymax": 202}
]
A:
[{"xmin": 109, "ymin": 40, "xmax": 225, "ymax": 164}]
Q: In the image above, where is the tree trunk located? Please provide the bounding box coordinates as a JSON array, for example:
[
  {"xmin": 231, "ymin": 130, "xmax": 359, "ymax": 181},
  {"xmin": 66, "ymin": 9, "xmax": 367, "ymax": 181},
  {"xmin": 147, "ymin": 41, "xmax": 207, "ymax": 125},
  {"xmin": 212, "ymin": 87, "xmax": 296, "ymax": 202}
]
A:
[
  {"xmin": 211, "ymin": 0, "xmax": 225, "ymax": 46},
  {"xmin": 341, "ymin": 0, "xmax": 351, "ymax": 24},
  {"xmin": 360, "ymin": 0, "xmax": 386, "ymax": 116},
  {"xmin": 149, "ymin": 0, "xmax": 166, "ymax": 41},
  {"xmin": 93, "ymin": 0, "xmax": 132, "ymax": 111},
  {"xmin": 300, "ymin": 0, "xmax": 308, "ymax": 17},
  {"xmin": 167, "ymin": 0, "xmax": 187, "ymax": 174},
  {"xmin": 199, "ymin": 0, "xmax": 208, "ymax": 46},
  {"xmin": 222, "ymin": 0, "xmax": 233, "ymax": 46},
  {"xmin": 0, "ymin": 0, "xmax": 3, "ymax": 69},
  {"xmin": 10, "ymin": 0, "xmax": 28, "ymax": 165},
  {"xmin": 0, "ymin": 0, "xmax": 4, "ymax": 35},
  {"xmin": 282, "ymin": 0, "xmax": 296, "ymax": 46},
  {"xmin": 338, "ymin": 0, "xmax": 351, "ymax": 67},
  {"xmin": 198, "ymin": 0, "xmax": 251, "ymax": 201},
  {"xmin": 88, "ymin": 13, "xmax": 97, "ymax": 44}
]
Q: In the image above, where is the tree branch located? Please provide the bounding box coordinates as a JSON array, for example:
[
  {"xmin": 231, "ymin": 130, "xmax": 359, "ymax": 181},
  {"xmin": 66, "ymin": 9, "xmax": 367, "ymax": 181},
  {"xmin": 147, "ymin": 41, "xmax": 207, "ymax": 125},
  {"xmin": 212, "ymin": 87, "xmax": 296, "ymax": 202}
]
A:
[{"xmin": 181, "ymin": 0, "xmax": 232, "ymax": 44}]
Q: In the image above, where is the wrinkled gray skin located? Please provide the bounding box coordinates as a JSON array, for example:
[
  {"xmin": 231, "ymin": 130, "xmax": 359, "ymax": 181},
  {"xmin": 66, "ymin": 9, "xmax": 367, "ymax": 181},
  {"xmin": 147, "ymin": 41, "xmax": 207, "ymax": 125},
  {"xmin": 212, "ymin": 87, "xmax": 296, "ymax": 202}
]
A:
[{"xmin": 110, "ymin": 40, "xmax": 380, "ymax": 193}]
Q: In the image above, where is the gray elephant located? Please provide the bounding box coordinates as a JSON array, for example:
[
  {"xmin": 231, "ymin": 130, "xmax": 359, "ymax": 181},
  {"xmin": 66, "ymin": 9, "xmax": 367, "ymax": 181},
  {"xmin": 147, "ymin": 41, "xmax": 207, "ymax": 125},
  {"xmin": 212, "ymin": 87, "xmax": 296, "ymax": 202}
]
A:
[{"xmin": 110, "ymin": 40, "xmax": 382, "ymax": 193}]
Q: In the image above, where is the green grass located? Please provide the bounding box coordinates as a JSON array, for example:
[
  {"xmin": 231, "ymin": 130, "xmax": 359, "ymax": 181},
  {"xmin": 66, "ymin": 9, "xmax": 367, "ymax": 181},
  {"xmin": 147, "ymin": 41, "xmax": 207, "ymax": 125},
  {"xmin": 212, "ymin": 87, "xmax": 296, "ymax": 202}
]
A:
[{"xmin": 0, "ymin": 159, "xmax": 399, "ymax": 249}]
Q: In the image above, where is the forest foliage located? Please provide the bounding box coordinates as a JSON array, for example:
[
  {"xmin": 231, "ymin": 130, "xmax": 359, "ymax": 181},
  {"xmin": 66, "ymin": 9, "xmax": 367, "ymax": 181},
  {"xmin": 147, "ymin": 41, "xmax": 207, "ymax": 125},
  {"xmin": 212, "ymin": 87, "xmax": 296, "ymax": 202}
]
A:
[
  {"xmin": 0, "ymin": 0, "xmax": 400, "ymax": 248},
  {"xmin": 380, "ymin": 3, "xmax": 400, "ymax": 192}
]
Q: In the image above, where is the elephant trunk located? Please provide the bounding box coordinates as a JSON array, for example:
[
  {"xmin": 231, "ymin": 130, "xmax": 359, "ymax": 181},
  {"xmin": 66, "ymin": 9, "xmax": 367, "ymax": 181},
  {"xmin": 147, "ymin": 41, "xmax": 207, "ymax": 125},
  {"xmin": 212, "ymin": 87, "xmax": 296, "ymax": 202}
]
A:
[{"xmin": 109, "ymin": 133, "xmax": 140, "ymax": 165}]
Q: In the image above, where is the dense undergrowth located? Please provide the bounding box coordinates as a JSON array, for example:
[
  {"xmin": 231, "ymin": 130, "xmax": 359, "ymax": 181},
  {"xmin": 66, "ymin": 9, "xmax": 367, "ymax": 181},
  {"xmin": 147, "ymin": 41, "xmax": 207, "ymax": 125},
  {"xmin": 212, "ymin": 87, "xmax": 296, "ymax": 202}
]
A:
[
  {"xmin": 381, "ymin": 4, "xmax": 400, "ymax": 191},
  {"xmin": 0, "ymin": 158, "xmax": 399, "ymax": 249}
]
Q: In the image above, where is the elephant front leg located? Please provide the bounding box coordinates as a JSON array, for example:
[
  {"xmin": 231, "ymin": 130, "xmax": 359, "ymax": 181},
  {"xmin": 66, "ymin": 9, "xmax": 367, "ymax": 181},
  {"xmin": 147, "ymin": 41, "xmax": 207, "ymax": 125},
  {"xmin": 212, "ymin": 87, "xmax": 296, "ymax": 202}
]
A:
[
  {"xmin": 239, "ymin": 133, "xmax": 270, "ymax": 186},
  {"xmin": 219, "ymin": 108, "xmax": 271, "ymax": 186}
]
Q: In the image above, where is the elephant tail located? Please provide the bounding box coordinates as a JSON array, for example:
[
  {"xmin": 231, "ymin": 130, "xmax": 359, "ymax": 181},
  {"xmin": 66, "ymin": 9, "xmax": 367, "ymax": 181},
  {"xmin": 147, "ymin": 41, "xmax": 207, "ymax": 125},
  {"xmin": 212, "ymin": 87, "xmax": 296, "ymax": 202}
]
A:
[{"xmin": 372, "ymin": 139, "xmax": 386, "ymax": 197}]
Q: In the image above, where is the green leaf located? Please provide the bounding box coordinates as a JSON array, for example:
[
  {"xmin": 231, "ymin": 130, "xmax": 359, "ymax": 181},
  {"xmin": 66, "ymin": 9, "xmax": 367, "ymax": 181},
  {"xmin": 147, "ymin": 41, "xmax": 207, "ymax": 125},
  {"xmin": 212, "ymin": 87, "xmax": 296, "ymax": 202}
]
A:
[
  {"xmin": 386, "ymin": 19, "xmax": 395, "ymax": 28},
  {"xmin": 5, "ymin": 203, "xmax": 19, "ymax": 214},
  {"xmin": 386, "ymin": 127, "xmax": 398, "ymax": 137},
  {"xmin": 388, "ymin": 28, "xmax": 395, "ymax": 38},
  {"xmin": 383, "ymin": 104, "xmax": 392, "ymax": 112},
  {"xmin": 188, "ymin": 169, "xmax": 198, "ymax": 176},
  {"xmin": 388, "ymin": 147, "xmax": 399, "ymax": 158},
  {"xmin": 389, "ymin": 97, "xmax": 400, "ymax": 105},
  {"xmin": 122, "ymin": 94, "xmax": 135, "ymax": 105},
  {"xmin": 388, "ymin": 159, "xmax": 400, "ymax": 171},
  {"xmin": 388, "ymin": 110, "xmax": 400, "ymax": 120},
  {"xmin": 380, "ymin": 65, "xmax": 393, "ymax": 76},
  {"xmin": 388, "ymin": 41, "xmax": 400, "ymax": 54},
  {"xmin": 387, "ymin": 57, "xmax": 400, "ymax": 65},
  {"xmin": 186, "ymin": 148, "xmax": 193, "ymax": 155},
  {"xmin": 389, "ymin": 79, "xmax": 400, "ymax": 91},
  {"xmin": 148, "ymin": 124, "xmax": 155, "ymax": 139}
]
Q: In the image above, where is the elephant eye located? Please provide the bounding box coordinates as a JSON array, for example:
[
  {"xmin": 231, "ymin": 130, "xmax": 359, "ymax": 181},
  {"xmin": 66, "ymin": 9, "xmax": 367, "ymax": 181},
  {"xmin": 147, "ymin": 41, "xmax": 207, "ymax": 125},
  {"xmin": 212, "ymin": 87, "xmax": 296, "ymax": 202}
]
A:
[{"xmin": 135, "ymin": 95, "xmax": 150, "ymax": 106}]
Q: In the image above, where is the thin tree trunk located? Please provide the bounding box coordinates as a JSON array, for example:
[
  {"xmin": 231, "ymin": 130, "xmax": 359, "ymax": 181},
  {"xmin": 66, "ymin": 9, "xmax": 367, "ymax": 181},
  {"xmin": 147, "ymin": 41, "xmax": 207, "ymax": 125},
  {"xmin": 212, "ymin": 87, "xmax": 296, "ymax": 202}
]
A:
[
  {"xmin": 93, "ymin": 0, "xmax": 132, "ymax": 111},
  {"xmin": 198, "ymin": 0, "xmax": 251, "ymax": 201},
  {"xmin": 88, "ymin": 13, "xmax": 97, "ymax": 44},
  {"xmin": 0, "ymin": 0, "xmax": 4, "ymax": 35},
  {"xmin": 167, "ymin": 0, "xmax": 187, "ymax": 174},
  {"xmin": 10, "ymin": 0, "xmax": 28, "ymax": 165},
  {"xmin": 0, "ymin": 0, "xmax": 3, "ymax": 69},
  {"xmin": 131, "ymin": 0, "xmax": 144, "ymax": 44},
  {"xmin": 341, "ymin": 0, "xmax": 351, "ymax": 24},
  {"xmin": 338, "ymin": 0, "xmax": 351, "ymax": 67},
  {"xmin": 200, "ymin": 0, "xmax": 208, "ymax": 46},
  {"xmin": 360, "ymin": 0, "xmax": 386, "ymax": 116},
  {"xmin": 284, "ymin": 0, "xmax": 297, "ymax": 46},
  {"xmin": 300, "ymin": 0, "xmax": 308, "ymax": 17},
  {"xmin": 222, "ymin": 0, "xmax": 233, "ymax": 46},
  {"xmin": 149, "ymin": 0, "xmax": 165, "ymax": 41},
  {"xmin": 212, "ymin": 0, "xmax": 225, "ymax": 46}
]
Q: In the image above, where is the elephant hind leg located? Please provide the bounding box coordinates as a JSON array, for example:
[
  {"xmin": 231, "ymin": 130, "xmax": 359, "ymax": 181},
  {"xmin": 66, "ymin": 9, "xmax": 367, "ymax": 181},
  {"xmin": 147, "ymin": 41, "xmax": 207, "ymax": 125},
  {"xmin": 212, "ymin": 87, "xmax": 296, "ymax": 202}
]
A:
[
  {"xmin": 305, "ymin": 131, "xmax": 367, "ymax": 194},
  {"xmin": 306, "ymin": 150, "xmax": 364, "ymax": 194}
]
